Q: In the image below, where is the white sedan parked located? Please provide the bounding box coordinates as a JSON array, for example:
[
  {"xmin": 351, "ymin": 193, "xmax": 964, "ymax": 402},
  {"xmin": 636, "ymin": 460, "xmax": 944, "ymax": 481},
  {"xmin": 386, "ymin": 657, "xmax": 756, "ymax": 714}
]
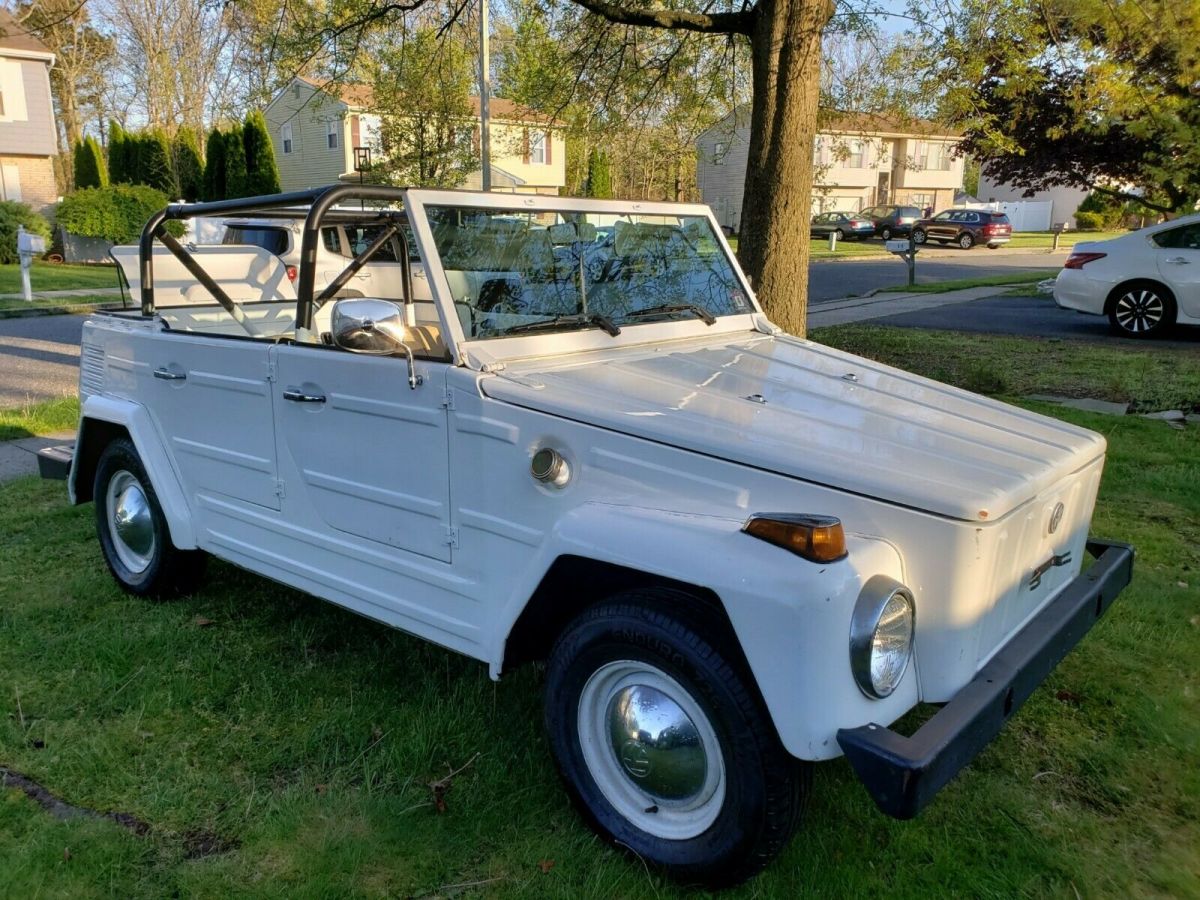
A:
[{"xmin": 1054, "ymin": 214, "xmax": 1200, "ymax": 337}]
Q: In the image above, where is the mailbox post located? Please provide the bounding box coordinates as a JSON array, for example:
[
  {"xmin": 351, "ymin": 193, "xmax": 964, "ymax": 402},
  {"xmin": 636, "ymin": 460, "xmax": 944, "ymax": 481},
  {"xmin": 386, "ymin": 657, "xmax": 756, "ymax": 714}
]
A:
[
  {"xmin": 886, "ymin": 235, "xmax": 918, "ymax": 288},
  {"xmin": 16, "ymin": 225, "xmax": 46, "ymax": 302}
]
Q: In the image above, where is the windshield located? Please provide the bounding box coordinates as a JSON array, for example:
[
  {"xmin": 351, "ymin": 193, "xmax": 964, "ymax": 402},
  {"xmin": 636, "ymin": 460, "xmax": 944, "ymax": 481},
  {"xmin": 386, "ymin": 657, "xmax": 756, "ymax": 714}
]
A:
[{"xmin": 423, "ymin": 205, "xmax": 752, "ymax": 338}]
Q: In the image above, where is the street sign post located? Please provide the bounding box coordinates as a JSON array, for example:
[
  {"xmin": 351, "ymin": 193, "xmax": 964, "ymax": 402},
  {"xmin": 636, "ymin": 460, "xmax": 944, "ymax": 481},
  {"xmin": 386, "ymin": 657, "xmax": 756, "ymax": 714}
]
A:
[{"xmin": 886, "ymin": 237, "xmax": 918, "ymax": 287}]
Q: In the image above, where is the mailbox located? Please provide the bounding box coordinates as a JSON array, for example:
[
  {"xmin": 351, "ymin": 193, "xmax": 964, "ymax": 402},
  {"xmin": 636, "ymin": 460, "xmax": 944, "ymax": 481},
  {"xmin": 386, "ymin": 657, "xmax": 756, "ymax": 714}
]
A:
[
  {"xmin": 885, "ymin": 239, "xmax": 912, "ymax": 253},
  {"xmin": 17, "ymin": 230, "xmax": 46, "ymax": 255}
]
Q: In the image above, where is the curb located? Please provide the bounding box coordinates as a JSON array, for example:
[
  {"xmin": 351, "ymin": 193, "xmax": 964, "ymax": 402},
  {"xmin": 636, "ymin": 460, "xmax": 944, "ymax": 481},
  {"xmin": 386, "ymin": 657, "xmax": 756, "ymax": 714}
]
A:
[{"xmin": 0, "ymin": 303, "xmax": 124, "ymax": 320}]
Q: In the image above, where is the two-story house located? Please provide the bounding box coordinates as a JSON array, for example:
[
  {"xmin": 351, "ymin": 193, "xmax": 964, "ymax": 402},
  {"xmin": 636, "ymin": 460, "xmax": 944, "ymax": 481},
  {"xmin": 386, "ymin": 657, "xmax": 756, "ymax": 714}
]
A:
[
  {"xmin": 697, "ymin": 108, "xmax": 964, "ymax": 232},
  {"xmin": 0, "ymin": 10, "xmax": 58, "ymax": 214},
  {"xmin": 264, "ymin": 76, "xmax": 565, "ymax": 194}
]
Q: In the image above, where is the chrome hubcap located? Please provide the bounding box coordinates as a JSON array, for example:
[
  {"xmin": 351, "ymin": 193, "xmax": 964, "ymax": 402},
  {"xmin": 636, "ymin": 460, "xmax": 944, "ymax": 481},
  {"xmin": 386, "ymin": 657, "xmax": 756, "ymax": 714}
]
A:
[
  {"xmin": 106, "ymin": 470, "xmax": 155, "ymax": 573},
  {"xmin": 1115, "ymin": 290, "xmax": 1164, "ymax": 333},
  {"xmin": 578, "ymin": 661, "xmax": 725, "ymax": 840}
]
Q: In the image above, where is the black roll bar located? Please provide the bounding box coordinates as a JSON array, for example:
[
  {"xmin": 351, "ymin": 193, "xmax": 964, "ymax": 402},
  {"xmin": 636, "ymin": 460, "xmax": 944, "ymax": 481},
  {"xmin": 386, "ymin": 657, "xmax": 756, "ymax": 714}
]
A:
[{"xmin": 137, "ymin": 184, "xmax": 413, "ymax": 326}]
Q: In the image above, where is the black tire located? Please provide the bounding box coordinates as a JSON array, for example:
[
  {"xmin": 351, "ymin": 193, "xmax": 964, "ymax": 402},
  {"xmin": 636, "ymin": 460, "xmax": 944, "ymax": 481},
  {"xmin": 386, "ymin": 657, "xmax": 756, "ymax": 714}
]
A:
[
  {"xmin": 912, "ymin": 229, "xmax": 927, "ymax": 244},
  {"xmin": 835, "ymin": 228, "xmax": 846, "ymax": 240},
  {"xmin": 1107, "ymin": 281, "xmax": 1177, "ymax": 338},
  {"xmin": 880, "ymin": 226, "xmax": 893, "ymax": 241},
  {"xmin": 94, "ymin": 438, "xmax": 206, "ymax": 598},
  {"xmin": 544, "ymin": 591, "xmax": 809, "ymax": 887},
  {"xmin": 957, "ymin": 232, "xmax": 975, "ymax": 249}
]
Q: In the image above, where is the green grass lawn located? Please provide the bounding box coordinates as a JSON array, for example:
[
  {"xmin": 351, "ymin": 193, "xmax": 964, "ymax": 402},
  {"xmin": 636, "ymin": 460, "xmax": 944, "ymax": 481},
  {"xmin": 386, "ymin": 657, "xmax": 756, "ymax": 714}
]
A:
[
  {"xmin": 0, "ymin": 397, "xmax": 80, "ymax": 441},
  {"xmin": 0, "ymin": 293, "xmax": 125, "ymax": 313},
  {"xmin": 1, "ymin": 332, "xmax": 1198, "ymax": 897},
  {"xmin": 0, "ymin": 262, "xmax": 120, "ymax": 294}
]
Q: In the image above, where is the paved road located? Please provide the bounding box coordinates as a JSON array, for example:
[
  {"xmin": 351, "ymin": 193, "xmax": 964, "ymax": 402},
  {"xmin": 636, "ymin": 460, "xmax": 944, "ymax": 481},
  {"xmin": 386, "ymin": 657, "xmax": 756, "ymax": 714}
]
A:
[
  {"xmin": 0, "ymin": 314, "xmax": 85, "ymax": 407},
  {"xmin": 809, "ymin": 248, "xmax": 1062, "ymax": 302},
  {"xmin": 871, "ymin": 293, "xmax": 1200, "ymax": 347}
]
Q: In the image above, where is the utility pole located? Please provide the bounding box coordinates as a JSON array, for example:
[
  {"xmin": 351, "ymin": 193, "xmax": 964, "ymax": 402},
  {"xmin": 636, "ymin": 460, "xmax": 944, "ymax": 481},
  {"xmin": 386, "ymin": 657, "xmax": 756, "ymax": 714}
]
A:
[{"xmin": 479, "ymin": 0, "xmax": 492, "ymax": 191}]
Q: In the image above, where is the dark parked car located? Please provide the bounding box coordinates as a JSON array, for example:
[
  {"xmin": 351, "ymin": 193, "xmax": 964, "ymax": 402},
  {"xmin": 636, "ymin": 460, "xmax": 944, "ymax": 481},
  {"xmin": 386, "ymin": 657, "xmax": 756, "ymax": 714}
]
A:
[
  {"xmin": 858, "ymin": 205, "xmax": 922, "ymax": 240},
  {"xmin": 810, "ymin": 211, "xmax": 875, "ymax": 241},
  {"xmin": 912, "ymin": 209, "xmax": 1013, "ymax": 249}
]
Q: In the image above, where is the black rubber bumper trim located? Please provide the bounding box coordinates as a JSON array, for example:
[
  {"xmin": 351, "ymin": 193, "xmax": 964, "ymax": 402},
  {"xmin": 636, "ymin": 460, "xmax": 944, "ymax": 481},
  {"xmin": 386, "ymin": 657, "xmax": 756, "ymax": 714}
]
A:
[
  {"xmin": 36, "ymin": 444, "xmax": 73, "ymax": 481},
  {"xmin": 836, "ymin": 538, "xmax": 1134, "ymax": 819}
]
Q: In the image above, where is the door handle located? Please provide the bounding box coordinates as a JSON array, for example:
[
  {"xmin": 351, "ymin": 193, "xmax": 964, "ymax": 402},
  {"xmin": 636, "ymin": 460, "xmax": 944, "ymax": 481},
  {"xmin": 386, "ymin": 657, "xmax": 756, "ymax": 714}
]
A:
[
  {"xmin": 283, "ymin": 388, "xmax": 326, "ymax": 403},
  {"xmin": 1165, "ymin": 256, "xmax": 1190, "ymax": 265},
  {"xmin": 153, "ymin": 368, "xmax": 186, "ymax": 381}
]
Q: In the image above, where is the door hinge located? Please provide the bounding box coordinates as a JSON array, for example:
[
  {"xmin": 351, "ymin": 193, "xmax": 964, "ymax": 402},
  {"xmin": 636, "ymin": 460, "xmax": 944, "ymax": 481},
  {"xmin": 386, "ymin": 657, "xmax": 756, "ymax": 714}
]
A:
[
  {"xmin": 442, "ymin": 389, "xmax": 455, "ymax": 410},
  {"xmin": 444, "ymin": 526, "xmax": 459, "ymax": 548},
  {"xmin": 265, "ymin": 359, "xmax": 277, "ymax": 383},
  {"xmin": 274, "ymin": 479, "xmax": 286, "ymax": 499}
]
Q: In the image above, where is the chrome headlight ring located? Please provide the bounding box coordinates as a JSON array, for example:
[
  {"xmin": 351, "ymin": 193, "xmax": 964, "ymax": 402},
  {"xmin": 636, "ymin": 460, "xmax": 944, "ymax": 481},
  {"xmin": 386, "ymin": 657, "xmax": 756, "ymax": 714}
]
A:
[{"xmin": 850, "ymin": 575, "xmax": 915, "ymax": 699}]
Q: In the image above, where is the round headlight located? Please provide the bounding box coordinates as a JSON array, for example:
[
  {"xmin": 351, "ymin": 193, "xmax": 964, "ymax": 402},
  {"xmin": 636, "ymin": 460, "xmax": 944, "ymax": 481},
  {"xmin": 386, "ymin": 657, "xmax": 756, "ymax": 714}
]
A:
[{"xmin": 850, "ymin": 576, "xmax": 915, "ymax": 699}]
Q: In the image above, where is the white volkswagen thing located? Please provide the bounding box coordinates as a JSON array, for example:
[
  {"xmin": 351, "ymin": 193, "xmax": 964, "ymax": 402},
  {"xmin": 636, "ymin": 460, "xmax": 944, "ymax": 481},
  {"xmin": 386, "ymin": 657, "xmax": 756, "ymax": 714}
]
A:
[{"xmin": 41, "ymin": 185, "xmax": 1133, "ymax": 887}]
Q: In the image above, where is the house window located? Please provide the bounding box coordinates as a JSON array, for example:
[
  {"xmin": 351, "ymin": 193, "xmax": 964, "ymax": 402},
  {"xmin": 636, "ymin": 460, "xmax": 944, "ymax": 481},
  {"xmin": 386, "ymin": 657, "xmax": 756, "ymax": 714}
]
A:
[
  {"xmin": 326, "ymin": 120, "xmax": 339, "ymax": 150},
  {"xmin": 530, "ymin": 131, "xmax": 546, "ymax": 165},
  {"xmin": 281, "ymin": 123, "xmax": 293, "ymax": 154},
  {"xmin": 923, "ymin": 142, "xmax": 951, "ymax": 171},
  {"xmin": 0, "ymin": 59, "xmax": 29, "ymax": 123},
  {"xmin": 812, "ymin": 137, "xmax": 823, "ymax": 165},
  {"xmin": 845, "ymin": 140, "xmax": 864, "ymax": 168},
  {"xmin": 713, "ymin": 142, "xmax": 726, "ymax": 165}
]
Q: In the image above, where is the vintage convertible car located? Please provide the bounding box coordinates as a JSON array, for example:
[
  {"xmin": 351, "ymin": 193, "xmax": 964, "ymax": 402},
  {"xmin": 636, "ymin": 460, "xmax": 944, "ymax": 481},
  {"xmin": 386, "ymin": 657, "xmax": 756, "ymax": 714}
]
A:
[{"xmin": 41, "ymin": 185, "xmax": 1133, "ymax": 886}]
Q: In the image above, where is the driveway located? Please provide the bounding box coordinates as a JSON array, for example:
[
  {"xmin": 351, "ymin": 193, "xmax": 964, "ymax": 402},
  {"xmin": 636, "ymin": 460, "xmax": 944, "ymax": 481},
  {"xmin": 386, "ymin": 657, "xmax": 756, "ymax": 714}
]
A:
[
  {"xmin": 869, "ymin": 292, "xmax": 1200, "ymax": 347},
  {"xmin": 0, "ymin": 313, "xmax": 85, "ymax": 406},
  {"xmin": 809, "ymin": 249, "xmax": 1061, "ymax": 301}
]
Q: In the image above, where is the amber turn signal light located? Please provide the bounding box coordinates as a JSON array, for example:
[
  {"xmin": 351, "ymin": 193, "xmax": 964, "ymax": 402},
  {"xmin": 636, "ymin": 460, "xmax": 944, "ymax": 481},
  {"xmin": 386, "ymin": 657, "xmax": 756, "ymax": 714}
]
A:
[{"xmin": 742, "ymin": 514, "xmax": 847, "ymax": 563}]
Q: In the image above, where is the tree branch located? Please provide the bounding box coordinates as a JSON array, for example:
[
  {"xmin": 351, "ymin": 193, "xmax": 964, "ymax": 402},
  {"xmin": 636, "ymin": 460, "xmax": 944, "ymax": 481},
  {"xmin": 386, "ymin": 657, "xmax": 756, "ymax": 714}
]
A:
[{"xmin": 567, "ymin": 0, "xmax": 754, "ymax": 36}]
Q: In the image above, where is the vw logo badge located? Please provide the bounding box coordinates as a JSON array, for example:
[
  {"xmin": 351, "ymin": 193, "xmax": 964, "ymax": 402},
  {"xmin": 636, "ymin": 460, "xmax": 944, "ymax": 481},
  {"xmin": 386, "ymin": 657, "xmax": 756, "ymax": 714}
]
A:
[{"xmin": 1048, "ymin": 502, "xmax": 1065, "ymax": 535}]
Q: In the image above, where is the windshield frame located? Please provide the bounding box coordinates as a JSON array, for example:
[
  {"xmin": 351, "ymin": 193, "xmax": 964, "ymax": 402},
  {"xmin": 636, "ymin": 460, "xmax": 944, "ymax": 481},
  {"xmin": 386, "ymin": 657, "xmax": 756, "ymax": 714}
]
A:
[{"xmin": 403, "ymin": 189, "xmax": 763, "ymax": 367}]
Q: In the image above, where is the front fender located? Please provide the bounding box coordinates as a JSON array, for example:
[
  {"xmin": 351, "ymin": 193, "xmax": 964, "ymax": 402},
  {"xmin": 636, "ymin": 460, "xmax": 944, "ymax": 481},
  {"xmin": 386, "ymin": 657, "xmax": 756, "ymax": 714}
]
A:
[
  {"xmin": 71, "ymin": 394, "xmax": 197, "ymax": 549},
  {"xmin": 493, "ymin": 502, "xmax": 917, "ymax": 760}
]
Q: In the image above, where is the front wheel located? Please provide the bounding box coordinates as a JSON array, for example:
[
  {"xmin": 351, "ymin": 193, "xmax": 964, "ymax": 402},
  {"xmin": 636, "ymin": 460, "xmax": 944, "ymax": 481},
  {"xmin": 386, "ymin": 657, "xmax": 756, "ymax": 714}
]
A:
[
  {"xmin": 544, "ymin": 592, "xmax": 809, "ymax": 887},
  {"xmin": 1107, "ymin": 282, "xmax": 1176, "ymax": 338},
  {"xmin": 94, "ymin": 438, "xmax": 206, "ymax": 597},
  {"xmin": 958, "ymin": 232, "xmax": 975, "ymax": 249},
  {"xmin": 835, "ymin": 228, "xmax": 846, "ymax": 240},
  {"xmin": 880, "ymin": 226, "xmax": 893, "ymax": 241},
  {"xmin": 912, "ymin": 229, "xmax": 927, "ymax": 244}
]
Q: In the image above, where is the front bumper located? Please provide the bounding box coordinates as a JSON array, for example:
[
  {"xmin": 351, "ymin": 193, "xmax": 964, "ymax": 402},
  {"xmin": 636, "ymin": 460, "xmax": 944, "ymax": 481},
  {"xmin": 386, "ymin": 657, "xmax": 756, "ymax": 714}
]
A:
[{"xmin": 837, "ymin": 538, "xmax": 1134, "ymax": 819}]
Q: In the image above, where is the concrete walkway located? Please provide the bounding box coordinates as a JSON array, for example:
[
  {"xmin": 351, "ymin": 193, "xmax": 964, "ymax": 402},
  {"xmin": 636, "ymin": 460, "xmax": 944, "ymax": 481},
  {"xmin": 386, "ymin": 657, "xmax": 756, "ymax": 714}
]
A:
[
  {"xmin": 0, "ymin": 431, "xmax": 74, "ymax": 483},
  {"xmin": 809, "ymin": 285, "xmax": 1015, "ymax": 328}
]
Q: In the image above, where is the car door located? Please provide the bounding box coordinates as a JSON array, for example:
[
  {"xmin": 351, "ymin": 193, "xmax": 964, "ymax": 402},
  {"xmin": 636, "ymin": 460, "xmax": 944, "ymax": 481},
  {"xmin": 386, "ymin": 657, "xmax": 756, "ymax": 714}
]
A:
[
  {"xmin": 141, "ymin": 334, "xmax": 281, "ymax": 511},
  {"xmin": 272, "ymin": 344, "xmax": 454, "ymax": 563},
  {"xmin": 810, "ymin": 213, "xmax": 831, "ymax": 237},
  {"xmin": 1155, "ymin": 222, "xmax": 1200, "ymax": 319},
  {"xmin": 928, "ymin": 211, "xmax": 957, "ymax": 240}
]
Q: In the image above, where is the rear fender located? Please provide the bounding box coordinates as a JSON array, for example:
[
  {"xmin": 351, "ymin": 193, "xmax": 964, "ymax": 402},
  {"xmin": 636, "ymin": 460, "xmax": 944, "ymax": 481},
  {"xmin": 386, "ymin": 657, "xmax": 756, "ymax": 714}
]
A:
[{"xmin": 70, "ymin": 395, "xmax": 197, "ymax": 549}]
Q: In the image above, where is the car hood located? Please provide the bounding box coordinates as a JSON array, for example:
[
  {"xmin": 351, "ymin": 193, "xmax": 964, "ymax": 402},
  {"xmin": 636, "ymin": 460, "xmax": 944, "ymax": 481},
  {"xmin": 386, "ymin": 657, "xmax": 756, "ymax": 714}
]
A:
[{"xmin": 480, "ymin": 333, "xmax": 1105, "ymax": 522}]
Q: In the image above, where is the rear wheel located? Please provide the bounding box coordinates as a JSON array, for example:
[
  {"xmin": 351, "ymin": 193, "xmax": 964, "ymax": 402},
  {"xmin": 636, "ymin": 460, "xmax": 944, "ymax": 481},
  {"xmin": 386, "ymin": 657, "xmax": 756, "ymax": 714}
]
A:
[
  {"xmin": 958, "ymin": 232, "xmax": 975, "ymax": 249},
  {"xmin": 835, "ymin": 228, "xmax": 846, "ymax": 240},
  {"xmin": 94, "ymin": 438, "xmax": 206, "ymax": 597},
  {"xmin": 880, "ymin": 226, "xmax": 893, "ymax": 241},
  {"xmin": 1107, "ymin": 282, "xmax": 1176, "ymax": 338},
  {"xmin": 912, "ymin": 229, "xmax": 927, "ymax": 244},
  {"xmin": 544, "ymin": 591, "xmax": 809, "ymax": 887}
]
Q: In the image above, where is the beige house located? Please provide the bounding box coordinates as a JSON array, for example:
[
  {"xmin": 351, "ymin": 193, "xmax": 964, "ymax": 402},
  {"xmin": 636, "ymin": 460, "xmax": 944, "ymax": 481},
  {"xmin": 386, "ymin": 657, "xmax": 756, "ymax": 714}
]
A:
[
  {"xmin": 264, "ymin": 77, "xmax": 565, "ymax": 194},
  {"xmin": 0, "ymin": 11, "xmax": 59, "ymax": 214},
  {"xmin": 697, "ymin": 108, "xmax": 965, "ymax": 232}
]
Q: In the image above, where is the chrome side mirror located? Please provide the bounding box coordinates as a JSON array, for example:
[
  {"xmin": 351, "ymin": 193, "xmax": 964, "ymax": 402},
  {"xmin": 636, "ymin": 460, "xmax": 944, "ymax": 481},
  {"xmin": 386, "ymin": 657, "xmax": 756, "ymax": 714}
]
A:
[{"xmin": 331, "ymin": 298, "xmax": 423, "ymax": 389}]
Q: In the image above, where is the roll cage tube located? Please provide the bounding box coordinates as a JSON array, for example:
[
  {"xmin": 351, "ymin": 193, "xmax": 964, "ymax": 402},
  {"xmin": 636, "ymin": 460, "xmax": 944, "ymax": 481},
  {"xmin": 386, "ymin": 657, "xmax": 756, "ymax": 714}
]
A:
[{"xmin": 136, "ymin": 184, "xmax": 415, "ymax": 325}]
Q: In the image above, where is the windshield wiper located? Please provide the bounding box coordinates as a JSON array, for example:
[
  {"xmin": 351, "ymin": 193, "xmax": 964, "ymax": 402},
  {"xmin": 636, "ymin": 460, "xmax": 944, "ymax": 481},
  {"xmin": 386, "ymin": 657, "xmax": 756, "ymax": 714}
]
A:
[
  {"xmin": 502, "ymin": 313, "xmax": 621, "ymax": 337},
  {"xmin": 624, "ymin": 304, "xmax": 716, "ymax": 325}
]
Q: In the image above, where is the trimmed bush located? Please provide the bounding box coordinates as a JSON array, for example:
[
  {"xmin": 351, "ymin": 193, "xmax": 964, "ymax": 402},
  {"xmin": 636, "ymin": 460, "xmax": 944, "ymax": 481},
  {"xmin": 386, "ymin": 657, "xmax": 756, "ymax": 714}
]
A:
[
  {"xmin": 224, "ymin": 125, "xmax": 248, "ymax": 199},
  {"xmin": 74, "ymin": 136, "xmax": 109, "ymax": 189},
  {"xmin": 0, "ymin": 200, "xmax": 52, "ymax": 265},
  {"xmin": 56, "ymin": 184, "xmax": 180, "ymax": 245},
  {"xmin": 140, "ymin": 129, "xmax": 175, "ymax": 196},
  {"xmin": 1074, "ymin": 210, "xmax": 1107, "ymax": 231},
  {"xmin": 1075, "ymin": 192, "xmax": 1123, "ymax": 230},
  {"xmin": 242, "ymin": 110, "xmax": 281, "ymax": 196},
  {"xmin": 108, "ymin": 120, "xmax": 131, "ymax": 184}
]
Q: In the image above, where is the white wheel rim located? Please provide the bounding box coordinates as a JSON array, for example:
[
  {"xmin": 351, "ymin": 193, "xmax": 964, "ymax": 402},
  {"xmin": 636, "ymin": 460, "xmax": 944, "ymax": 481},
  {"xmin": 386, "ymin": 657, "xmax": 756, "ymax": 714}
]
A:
[
  {"xmin": 578, "ymin": 660, "xmax": 726, "ymax": 841},
  {"xmin": 1115, "ymin": 290, "xmax": 1164, "ymax": 333},
  {"xmin": 960, "ymin": 234, "xmax": 972, "ymax": 248},
  {"xmin": 106, "ymin": 469, "xmax": 155, "ymax": 574}
]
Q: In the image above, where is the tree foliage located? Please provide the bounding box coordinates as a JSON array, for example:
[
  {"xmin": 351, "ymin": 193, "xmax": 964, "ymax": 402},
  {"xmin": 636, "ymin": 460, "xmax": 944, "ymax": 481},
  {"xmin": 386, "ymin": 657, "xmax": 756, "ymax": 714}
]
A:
[
  {"xmin": 242, "ymin": 111, "xmax": 282, "ymax": 196},
  {"xmin": 203, "ymin": 128, "xmax": 229, "ymax": 201},
  {"xmin": 367, "ymin": 27, "xmax": 478, "ymax": 188},
  {"xmin": 56, "ymin": 184, "xmax": 175, "ymax": 243},
  {"xmin": 108, "ymin": 120, "xmax": 132, "ymax": 185},
  {"xmin": 930, "ymin": 0, "xmax": 1200, "ymax": 214},
  {"xmin": 224, "ymin": 125, "xmax": 249, "ymax": 199},
  {"xmin": 0, "ymin": 201, "xmax": 51, "ymax": 265},
  {"xmin": 586, "ymin": 148, "xmax": 612, "ymax": 198},
  {"xmin": 173, "ymin": 128, "xmax": 206, "ymax": 202},
  {"xmin": 73, "ymin": 136, "xmax": 109, "ymax": 189},
  {"xmin": 139, "ymin": 129, "xmax": 176, "ymax": 196}
]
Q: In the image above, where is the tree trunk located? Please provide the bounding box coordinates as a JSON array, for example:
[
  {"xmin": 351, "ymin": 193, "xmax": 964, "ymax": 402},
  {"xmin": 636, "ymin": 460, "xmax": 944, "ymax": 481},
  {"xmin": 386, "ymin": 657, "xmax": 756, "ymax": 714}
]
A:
[{"xmin": 737, "ymin": 0, "xmax": 833, "ymax": 338}]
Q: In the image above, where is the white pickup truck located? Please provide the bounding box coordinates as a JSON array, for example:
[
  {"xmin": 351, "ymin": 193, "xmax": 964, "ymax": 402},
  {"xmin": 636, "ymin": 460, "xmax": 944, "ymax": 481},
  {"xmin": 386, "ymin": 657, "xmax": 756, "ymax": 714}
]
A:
[{"xmin": 41, "ymin": 185, "xmax": 1133, "ymax": 886}]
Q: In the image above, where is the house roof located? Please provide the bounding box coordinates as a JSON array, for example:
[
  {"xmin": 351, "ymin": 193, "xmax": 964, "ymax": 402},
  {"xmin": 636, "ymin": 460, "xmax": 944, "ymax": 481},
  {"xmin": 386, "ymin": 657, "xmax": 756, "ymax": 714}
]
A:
[
  {"xmin": 0, "ymin": 10, "xmax": 55, "ymax": 59},
  {"xmin": 292, "ymin": 76, "xmax": 552, "ymax": 124},
  {"xmin": 699, "ymin": 104, "xmax": 961, "ymax": 143}
]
